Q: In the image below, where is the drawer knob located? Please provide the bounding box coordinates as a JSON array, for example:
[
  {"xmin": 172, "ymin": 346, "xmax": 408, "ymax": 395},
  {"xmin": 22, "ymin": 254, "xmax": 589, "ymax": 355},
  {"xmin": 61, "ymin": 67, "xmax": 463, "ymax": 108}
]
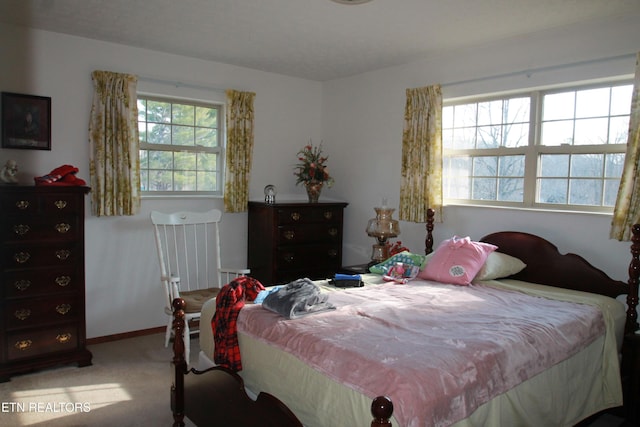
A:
[
  {"xmin": 56, "ymin": 249, "xmax": 71, "ymax": 261},
  {"xmin": 13, "ymin": 224, "xmax": 31, "ymax": 236},
  {"xmin": 328, "ymin": 249, "xmax": 338, "ymax": 258},
  {"xmin": 14, "ymin": 308, "xmax": 31, "ymax": 321},
  {"xmin": 324, "ymin": 211, "xmax": 333, "ymax": 220},
  {"xmin": 56, "ymin": 333, "xmax": 72, "ymax": 344},
  {"xmin": 283, "ymin": 253, "xmax": 295, "ymax": 263},
  {"xmin": 14, "ymin": 340, "xmax": 32, "ymax": 351},
  {"xmin": 54, "ymin": 200, "xmax": 68, "ymax": 209},
  {"xmin": 14, "ymin": 252, "xmax": 31, "ymax": 264},
  {"xmin": 56, "ymin": 304, "xmax": 71, "ymax": 315},
  {"xmin": 15, "ymin": 200, "xmax": 29, "ymax": 210},
  {"xmin": 55, "ymin": 223, "xmax": 71, "ymax": 233},
  {"xmin": 284, "ymin": 230, "xmax": 295, "ymax": 240},
  {"xmin": 328, "ymin": 227, "xmax": 338, "ymax": 237},
  {"xmin": 14, "ymin": 279, "xmax": 31, "ymax": 291},
  {"xmin": 291, "ymin": 212, "xmax": 301, "ymax": 221},
  {"xmin": 55, "ymin": 276, "xmax": 71, "ymax": 287}
]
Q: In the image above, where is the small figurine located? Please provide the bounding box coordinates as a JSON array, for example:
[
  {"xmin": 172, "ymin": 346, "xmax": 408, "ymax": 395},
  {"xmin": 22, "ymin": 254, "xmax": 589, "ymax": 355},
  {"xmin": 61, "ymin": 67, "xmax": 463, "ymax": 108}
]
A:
[{"xmin": 0, "ymin": 159, "xmax": 18, "ymax": 184}]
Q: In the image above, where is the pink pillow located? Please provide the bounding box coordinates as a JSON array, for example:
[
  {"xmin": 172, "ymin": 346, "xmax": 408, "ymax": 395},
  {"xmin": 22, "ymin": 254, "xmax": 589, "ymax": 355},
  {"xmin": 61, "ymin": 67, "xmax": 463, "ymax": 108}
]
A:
[{"xmin": 418, "ymin": 236, "xmax": 497, "ymax": 285}]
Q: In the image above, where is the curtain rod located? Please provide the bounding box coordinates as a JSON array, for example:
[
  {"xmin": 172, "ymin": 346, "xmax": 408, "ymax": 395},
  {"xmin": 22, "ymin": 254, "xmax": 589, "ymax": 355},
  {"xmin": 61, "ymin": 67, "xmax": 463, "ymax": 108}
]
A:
[
  {"xmin": 441, "ymin": 53, "xmax": 636, "ymax": 89},
  {"xmin": 137, "ymin": 74, "xmax": 227, "ymax": 93}
]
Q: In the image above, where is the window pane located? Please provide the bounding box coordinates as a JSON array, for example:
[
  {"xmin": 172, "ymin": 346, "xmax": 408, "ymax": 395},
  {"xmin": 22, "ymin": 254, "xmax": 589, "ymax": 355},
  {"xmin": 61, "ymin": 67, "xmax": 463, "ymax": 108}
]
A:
[
  {"xmin": 541, "ymin": 120, "xmax": 573, "ymax": 146},
  {"xmin": 575, "ymin": 87, "xmax": 610, "ymax": 118},
  {"xmin": 611, "ymin": 85, "xmax": 633, "ymax": 115},
  {"xmin": 172, "ymin": 103, "xmax": 194, "ymax": 126},
  {"xmin": 147, "ymin": 100, "xmax": 171, "ymax": 123},
  {"xmin": 543, "ymin": 92, "xmax": 575, "ymax": 121},
  {"xmin": 174, "ymin": 152, "xmax": 197, "ymax": 170},
  {"xmin": 477, "ymin": 100, "xmax": 502, "ymax": 126},
  {"xmin": 609, "ymin": 116, "xmax": 630, "ymax": 144},
  {"xmin": 569, "ymin": 179, "xmax": 602, "ymax": 205},
  {"xmin": 442, "ymin": 128, "xmax": 454, "ymax": 148},
  {"xmin": 503, "ymin": 123, "xmax": 528, "ymax": 147},
  {"xmin": 140, "ymin": 169, "xmax": 148, "ymax": 191},
  {"xmin": 138, "ymin": 122, "xmax": 147, "ymax": 143},
  {"xmin": 147, "ymin": 123, "xmax": 171, "ymax": 145},
  {"xmin": 148, "ymin": 150, "xmax": 173, "ymax": 169},
  {"xmin": 149, "ymin": 170, "xmax": 173, "ymax": 191},
  {"xmin": 196, "ymin": 128, "xmax": 218, "ymax": 148},
  {"xmin": 196, "ymin": 106, "xmax": 218, "ymax": 128},
  {"xmin": 538, "ymin": 178, "xmax": 568, "ymax": 204},
  {"xmin": 137, "ymin": 99, "xmax": 146, "ymax": 121},
  {"xmin": 451, "ymin": 127, "xmax": 475, "ymax": 149},
  {"xmin": 604, "ymin": 179, "xmax": 620, "ymax": 206},
  {"xmin": 605, "ymin": 153, "xmax": 624, "ymax": 178},
  {"xmin": 454, "ymin": 104, "xmax": 477, "ymax": 128},
  {"xmin": 477, "ymin": 126, "xmax": 500, "ymax": 148},
  {"xmin": 498, "ymin": 178, "xmax": 523, "ymax": 201},
  {"xmin": 574, "ymin": 118, "xmax": 608, "ymax": 145},
  {"xmin": 473, "ymin": 156, "xmax": 496, "ymax": 176},
  {"xmin": 174, "ymin": 171, "xmax": 196, "ymax": 191},
  {"xmin": 540, "ymin": 154, "xmax": 569, "ymax": 177},
  {"xmin": 198, "ymin": 152, "xmax": 217, "ymax": 171},
  {"xmin": 172, "ymin": 125, "xmax": 194, "ymax": 146},
  {"xmin": 498, "ymin": 155, "xmax": 524, "ymax": 176},
  {"xmin": 504, "ymin": 97, "xmax": 530, "ymax": 123},
  {"xmin": 472, "ymin": 178, "xmax": 496, "ymax": 200},
  {"xmin": 570, "ymin": 154, "xmax": 603, "ymax": 177},
  {"xmin": 442, "ymin": 106, "xmax": 454, "ymax": 129},
  {"xmin": 197, "ymin": 171, "xmax": 217, "ymax": 191}
]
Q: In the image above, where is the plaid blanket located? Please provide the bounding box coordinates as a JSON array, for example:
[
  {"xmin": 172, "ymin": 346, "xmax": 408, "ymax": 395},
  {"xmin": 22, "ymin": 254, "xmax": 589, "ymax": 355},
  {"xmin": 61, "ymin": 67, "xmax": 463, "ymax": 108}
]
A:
[{"xmin": 211, "ymin": 276, "xmax": 264, "ymax": 371}]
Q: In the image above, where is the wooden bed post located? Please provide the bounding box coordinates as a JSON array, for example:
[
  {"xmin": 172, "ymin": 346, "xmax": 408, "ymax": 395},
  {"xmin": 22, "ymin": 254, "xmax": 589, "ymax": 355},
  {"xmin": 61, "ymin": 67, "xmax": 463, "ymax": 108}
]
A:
[
  {"xmin": 425, "ymin": 208, "xmax": 435, "ymax": 254},
  {"xmin": 371, "ymin": 395, "xmax": 393, "ymax": 427},
  {"xmin": 172, "ymin": 298, "xmax": 187, "ymax": 427},
  {"xmin": 627, "ymin": 224, "xmax": 640, "ymax": 334}
]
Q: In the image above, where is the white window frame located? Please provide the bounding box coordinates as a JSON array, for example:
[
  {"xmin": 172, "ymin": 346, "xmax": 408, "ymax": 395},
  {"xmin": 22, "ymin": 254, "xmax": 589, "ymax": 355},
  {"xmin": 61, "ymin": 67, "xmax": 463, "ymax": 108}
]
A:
[
  {"xmin": 443, "ymin": 79, "xmax": 632, "ymax": 213},
  {"xmin": 138, "ymin": 94, "xmax": 224, "ymax": 196}
]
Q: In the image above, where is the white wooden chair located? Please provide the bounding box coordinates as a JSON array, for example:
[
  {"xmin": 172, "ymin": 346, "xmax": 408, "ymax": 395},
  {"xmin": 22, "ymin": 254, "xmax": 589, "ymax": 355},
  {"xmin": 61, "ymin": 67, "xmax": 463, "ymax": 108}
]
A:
[{"xmin": 151, "ymin": 209, "xmax": 249, "ymax": 364}]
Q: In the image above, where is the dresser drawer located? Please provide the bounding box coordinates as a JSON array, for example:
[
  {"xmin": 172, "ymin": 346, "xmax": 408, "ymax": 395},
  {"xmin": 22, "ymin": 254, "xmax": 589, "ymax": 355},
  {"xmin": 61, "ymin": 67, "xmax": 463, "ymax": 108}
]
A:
[
  {"xmin": 276, "ymin": 244, "xmax": 341, "ymax": 270},
  {"xmin": 3, "ymin": 267, "xmax": 78, "ymax": 298},
  {"xmin": 1, "ymin": 216, "xmax": 80, "ymax": 242},
  {"xmin": 6, "ymin": 325, "xmax": 80, "ymax": 361},
  {"xmin": 2, "ymin": 243, "xmax": 80, "ymax": 269},
  {"xmin": 5, "ymin": 295, "xmax": 82, "ymax": 330},
  {"xmin": 276, "ymin": 206, "xmax": 343, "ymax": 225},
  {"xmin": 277, "ymin": 223, "xmax": 342, "ymax": 244},
  {"xmin": 0, "ymin": 193, "xmax": 39, "ymax": 214}
]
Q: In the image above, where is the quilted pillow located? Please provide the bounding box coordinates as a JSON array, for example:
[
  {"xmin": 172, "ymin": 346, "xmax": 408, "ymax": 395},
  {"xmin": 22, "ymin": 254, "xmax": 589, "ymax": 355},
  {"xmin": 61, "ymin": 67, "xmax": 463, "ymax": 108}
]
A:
[
  {"xmin": 418, "ymin": 236, "xmax": 497, "ymax": 285},
  {"xmin": 369, "ymin": 251, "xmax": 427, "ymax": 275},
  {"xmin": 474, "ymin": 252, "xmax": 527, "ymax": 281}
]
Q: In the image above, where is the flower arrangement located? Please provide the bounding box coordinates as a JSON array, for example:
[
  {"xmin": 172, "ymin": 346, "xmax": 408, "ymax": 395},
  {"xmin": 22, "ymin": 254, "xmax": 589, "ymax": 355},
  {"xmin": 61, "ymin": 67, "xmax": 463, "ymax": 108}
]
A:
[{"xmin": 293, "ymin": 141, "xmax": 334, "ymax": 187}]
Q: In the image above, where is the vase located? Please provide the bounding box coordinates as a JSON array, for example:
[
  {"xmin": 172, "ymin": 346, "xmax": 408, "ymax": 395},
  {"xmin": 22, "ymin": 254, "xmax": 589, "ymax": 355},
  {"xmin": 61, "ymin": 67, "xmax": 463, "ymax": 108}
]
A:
[{"xmin": 304, "ymin": 181, "xmax": 323, "ymax": 203}]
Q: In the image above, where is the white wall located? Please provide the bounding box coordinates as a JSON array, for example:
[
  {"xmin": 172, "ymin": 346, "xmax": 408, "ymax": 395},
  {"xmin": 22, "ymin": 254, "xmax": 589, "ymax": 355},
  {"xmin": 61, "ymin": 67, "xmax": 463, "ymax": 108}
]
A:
[
  {"xmin": 324, "ymin": 13, "xmax": 640, "ymax": 282},
  {"xmin": 2, "ymin": 12, "xmax": 639, "ymax": 338},
  {"xmin": 0, "ymin": 23, "xmax": 322, "ymax": 338}
]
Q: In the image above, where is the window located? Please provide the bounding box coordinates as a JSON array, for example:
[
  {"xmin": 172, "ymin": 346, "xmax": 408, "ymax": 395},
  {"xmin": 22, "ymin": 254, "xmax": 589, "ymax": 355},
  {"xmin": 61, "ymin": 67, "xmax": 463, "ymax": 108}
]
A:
[
  {"xmin": 442, "ymin": 81, "xmax": 632, "ymax": 211},
  {"xmin": 138, "ymin": 96, "xmax": 223, "ymax": 194}
]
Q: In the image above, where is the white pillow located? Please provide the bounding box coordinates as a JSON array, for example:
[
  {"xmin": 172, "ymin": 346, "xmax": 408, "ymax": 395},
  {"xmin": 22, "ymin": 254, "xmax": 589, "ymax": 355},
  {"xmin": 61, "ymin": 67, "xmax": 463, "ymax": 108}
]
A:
[{"xmin": 474, "ymin": 251, "xmax": 526, "ymax": 281}]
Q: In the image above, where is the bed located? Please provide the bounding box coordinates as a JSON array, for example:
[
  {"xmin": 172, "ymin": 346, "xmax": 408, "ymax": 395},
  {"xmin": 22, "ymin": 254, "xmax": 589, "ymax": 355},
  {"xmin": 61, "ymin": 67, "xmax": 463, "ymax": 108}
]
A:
[{"xmin": 179, "ymin": 216, "xmax": 640, "ymax": 427}]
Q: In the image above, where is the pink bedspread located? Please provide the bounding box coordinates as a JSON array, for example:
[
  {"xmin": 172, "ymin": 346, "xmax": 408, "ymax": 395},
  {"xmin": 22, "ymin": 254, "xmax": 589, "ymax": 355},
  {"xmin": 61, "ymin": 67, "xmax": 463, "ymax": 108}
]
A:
[{"xmin": 237, "ymin": 281, "xmax": 604, "ymax": 427}]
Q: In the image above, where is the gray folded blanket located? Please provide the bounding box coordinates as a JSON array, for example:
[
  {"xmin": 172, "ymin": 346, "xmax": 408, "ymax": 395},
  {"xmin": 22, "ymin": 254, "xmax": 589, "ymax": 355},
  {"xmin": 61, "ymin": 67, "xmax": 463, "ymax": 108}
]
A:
[{"xmin": 262, "ymin": 278, "xmax": 335, "ymax": 319}]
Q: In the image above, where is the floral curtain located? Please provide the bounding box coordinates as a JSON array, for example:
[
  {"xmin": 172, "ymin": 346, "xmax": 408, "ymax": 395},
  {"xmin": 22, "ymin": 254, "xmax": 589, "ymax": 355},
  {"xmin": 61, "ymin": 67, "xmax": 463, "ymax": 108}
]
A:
[
  {"xmin": 399, "ymin": 85, "xmax": 443, "ymax": 223},
  {"xmin": 611, "ymin": 53, "xmax": 640, "ymax": 241},
  {"xmin": 88, "ymin": 70, "xmax": 140, "ymax": 216},
  {"xmin": 224, "ymin": 89, "xmax": 256, "ymax": 213}
]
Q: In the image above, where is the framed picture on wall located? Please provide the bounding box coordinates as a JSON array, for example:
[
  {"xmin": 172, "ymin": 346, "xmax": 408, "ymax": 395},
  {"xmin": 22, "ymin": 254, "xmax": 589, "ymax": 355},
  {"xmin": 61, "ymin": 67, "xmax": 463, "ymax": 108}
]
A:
[{"xmin": 1, "ymin": 92, "xmax": 51, "ymax": 150}]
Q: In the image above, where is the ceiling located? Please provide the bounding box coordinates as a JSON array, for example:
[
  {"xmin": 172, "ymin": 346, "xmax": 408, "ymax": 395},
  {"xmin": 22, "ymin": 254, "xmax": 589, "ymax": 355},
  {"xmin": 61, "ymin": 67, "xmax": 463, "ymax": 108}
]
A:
[{"xmin": 0, "ymin": 0, "xmax": 638, "ymax": 81}]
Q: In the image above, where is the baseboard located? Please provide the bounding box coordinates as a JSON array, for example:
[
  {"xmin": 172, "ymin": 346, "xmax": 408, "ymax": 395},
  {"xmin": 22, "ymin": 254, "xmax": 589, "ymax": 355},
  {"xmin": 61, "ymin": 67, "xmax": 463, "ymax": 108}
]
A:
[{"xmin": 87, "ymin": 326, "xmax": 166, "ymax": 345}]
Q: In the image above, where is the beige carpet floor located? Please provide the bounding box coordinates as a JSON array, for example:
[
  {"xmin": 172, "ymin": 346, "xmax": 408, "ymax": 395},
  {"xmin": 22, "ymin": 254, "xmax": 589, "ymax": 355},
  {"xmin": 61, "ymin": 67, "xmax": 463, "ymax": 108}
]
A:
[{"xmin": 0, "ymin": 333, "xmax": 185, "ymax": 427}]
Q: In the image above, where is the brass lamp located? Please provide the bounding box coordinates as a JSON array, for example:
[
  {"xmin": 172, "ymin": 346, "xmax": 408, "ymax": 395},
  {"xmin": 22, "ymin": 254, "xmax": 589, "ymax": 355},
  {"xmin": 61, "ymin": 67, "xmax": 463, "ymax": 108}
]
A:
[{"xmin": 366, "ymin": 201, "xmax": 400, "ymax": 265}]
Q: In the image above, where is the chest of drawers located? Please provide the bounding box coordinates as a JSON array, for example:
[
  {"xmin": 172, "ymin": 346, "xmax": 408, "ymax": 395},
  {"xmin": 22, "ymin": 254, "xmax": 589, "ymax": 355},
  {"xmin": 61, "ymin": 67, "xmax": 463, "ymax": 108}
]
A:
[
  {"xmin": 0, "ymin": 185, "xmax": 92, "ymax": 381},
  {"xmin": 248, "ymin": 201, "xmax": 348, "ymax": 285}
]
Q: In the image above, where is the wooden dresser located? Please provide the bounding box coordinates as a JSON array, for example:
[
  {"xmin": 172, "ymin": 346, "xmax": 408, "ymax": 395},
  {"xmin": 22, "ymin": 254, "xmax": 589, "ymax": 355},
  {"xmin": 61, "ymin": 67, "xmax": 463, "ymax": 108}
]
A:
[
  {"xmin": 0, "ymin": 185, "xmax": 92, "ymax": 381},
  {"xmin": 248, "ymin": 201, "xmax": 348, "ymax": 285}
]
